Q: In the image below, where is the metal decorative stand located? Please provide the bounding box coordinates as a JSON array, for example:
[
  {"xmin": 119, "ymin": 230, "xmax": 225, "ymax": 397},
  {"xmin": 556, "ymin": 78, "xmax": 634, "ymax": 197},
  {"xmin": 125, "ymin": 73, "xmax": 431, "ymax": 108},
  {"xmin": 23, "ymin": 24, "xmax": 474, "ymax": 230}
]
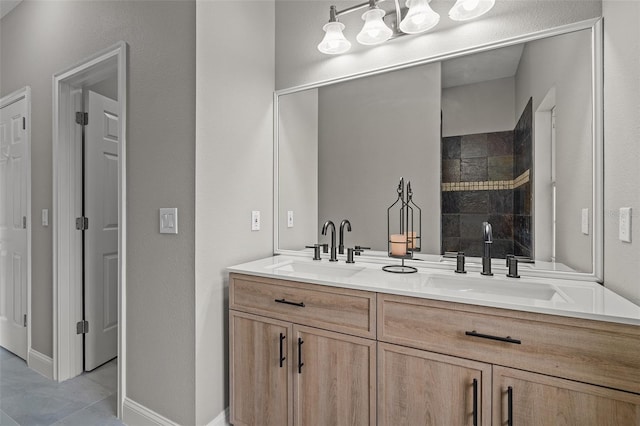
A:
[
  {"xmin": 407, "ymin": 182, "xmax": 422, "ymax": 253},
  {"xmin": 383, "ymin": 178, "xmax": 422, "ymax": 274}
]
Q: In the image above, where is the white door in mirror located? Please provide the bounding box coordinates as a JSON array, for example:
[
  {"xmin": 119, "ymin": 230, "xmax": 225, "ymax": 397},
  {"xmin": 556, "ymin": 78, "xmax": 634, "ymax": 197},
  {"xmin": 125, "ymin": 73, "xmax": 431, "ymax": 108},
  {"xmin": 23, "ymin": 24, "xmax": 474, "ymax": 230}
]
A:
[{"xmin": 160, "ymin": 208, "xmax": 178, "ymax": 234}]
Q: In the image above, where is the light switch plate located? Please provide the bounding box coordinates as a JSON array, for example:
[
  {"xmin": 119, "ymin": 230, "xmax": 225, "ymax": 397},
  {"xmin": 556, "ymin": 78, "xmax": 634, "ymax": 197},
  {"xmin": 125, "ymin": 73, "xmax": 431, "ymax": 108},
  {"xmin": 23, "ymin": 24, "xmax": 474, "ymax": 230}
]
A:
[
  {"xmin": 287, "ymin": 210, "xmax": 294, "ymax": 228},
  {"xmin": 619, "ymin": 207, "xmax": 632, "ymax": 243},
  {"xmin": 42, "ymin": 209, "xmax": 49, "ymax": 227},
  {"xmin": 252, "ymin": 210, "xmax": 261, "ymax": 231},
  {"xmin": 581, "ymin": 208, "xmax": 589, "ymax": 235},
  {"xmin": 160, "ymin": 208, "xmax": 178, "ymax": 234}
]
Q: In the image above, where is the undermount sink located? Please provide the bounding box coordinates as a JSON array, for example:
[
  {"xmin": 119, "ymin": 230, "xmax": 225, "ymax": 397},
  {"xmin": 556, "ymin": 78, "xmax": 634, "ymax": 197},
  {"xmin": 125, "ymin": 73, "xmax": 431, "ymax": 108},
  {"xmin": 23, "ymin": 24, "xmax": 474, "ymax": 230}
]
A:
[
  {"xmin": 427, "ymin": 274, "xmax": 569, "ymax": 302},
  {"xmin": 266, "ymin": 260, "xmax": 365, "ymax": 278}
]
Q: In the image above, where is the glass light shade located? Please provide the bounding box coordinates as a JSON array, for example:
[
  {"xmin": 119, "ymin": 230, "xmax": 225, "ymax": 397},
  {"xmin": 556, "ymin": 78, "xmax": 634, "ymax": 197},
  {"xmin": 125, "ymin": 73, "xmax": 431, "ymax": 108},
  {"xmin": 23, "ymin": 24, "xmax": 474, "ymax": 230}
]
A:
[
  {"xmin": 399, "ymin": 0, "xmax": 440, "ymax": 34},
  {"xmin": 449, "ymin": 0, "xmax": 495, "ymax": 21},
  {"xmin": 318, "ymin": 21, "xmax": 351, "ymax": 55},
  {"xmin": 356, "ymin": 8, "xmax": 393, "ymax": 45}
]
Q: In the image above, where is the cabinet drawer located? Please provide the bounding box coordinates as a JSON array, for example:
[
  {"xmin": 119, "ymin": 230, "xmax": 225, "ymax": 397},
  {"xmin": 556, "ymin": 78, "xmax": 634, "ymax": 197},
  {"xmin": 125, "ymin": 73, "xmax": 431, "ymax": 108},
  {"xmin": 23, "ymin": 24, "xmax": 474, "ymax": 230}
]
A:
[
  {"xmin": 378, "ymin": 293, "xmax": 640, "ymax": 394},
  {"xmin": 230, "ymin": 273, "xmax": 376, "ymax": 338}
]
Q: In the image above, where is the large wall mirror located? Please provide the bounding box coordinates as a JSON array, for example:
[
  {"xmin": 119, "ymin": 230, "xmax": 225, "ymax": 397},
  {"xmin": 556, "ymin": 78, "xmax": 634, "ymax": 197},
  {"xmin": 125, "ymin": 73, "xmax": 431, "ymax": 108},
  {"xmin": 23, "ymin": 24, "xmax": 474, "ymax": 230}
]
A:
[{"xmin": 274, "ymin": 19, "xmax": 603, "ymax": 280}]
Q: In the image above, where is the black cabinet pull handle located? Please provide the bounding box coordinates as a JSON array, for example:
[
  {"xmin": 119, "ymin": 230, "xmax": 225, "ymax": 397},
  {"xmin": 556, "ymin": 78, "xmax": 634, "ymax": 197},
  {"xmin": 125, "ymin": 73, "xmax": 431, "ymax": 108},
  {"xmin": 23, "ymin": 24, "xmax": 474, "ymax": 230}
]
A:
[
  {"xmin": 279, "ymin": 333, "xmax": 286, "ymax": 368},
  {"xmin": 465, "ymin": 330, "xmax": 521, "ymax": 345},
  {"xmin": 297, "ymin": 337, "xmax": 304, "ymax": 374},
  {"xmin": 275, "ymin": 298, "xmax": 305, "ymax": 308},
  {"xmin": 507, "ymin": 386, "xmax": 513, "ymax": 426},
  {"xmin": 472, "ymin": 378, "xmax": 478, "ymax": 426}
]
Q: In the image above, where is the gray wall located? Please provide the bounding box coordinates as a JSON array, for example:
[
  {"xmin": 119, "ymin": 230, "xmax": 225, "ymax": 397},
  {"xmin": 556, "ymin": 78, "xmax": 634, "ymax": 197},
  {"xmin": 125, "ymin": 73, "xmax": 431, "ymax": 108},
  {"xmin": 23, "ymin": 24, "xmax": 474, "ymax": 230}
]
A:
[
  {"xmin": 278, "ymin": 89, "xmax": 319, "ymax": 251},
  {"xmin": 603, "ymin": 0, "xmax": 640, "ymax": 305},
  {"xmin": 442, "ymin": 77, "xmax": 516, "ymax": 137},
  {"xmin": 0, "ymin": 2, "xmax": 196, "ymax": 424},
  {"xmin": 195, "ymin": 1, "xmax": 275, "ymax": 424},
  {"xmin": 317, "ymin": 63, "xmax": 441, "ymax": 253},
  {"xmin": 515, "ymin": 30, "xmax": 593, "ymax": 272}
]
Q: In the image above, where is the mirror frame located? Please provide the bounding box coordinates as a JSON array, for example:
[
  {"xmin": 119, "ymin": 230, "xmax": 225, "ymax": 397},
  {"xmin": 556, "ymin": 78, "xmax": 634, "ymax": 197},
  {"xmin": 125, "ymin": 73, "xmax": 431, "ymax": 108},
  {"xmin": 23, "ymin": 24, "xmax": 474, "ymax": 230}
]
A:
[{"xmin": 273, "ymin": 18, "xmax": 603, "ymax": 282}]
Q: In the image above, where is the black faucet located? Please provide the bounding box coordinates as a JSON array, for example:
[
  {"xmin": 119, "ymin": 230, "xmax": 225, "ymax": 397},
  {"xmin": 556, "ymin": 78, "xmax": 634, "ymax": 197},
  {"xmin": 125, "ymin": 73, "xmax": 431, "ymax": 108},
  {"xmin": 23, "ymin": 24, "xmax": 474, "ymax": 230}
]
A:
[
  {"xmin": 322, "ymin": 220, "xmax": 338, "ymax": 262},
  {"xmin": 481, "ymin": 222, "xmax": 493, "ymax": 276},
  {"xmin": 346, "ymin": 245, "xmax": 370, "ymax": 264},
  {"xmin": 339, "ymin": 219, "xmax": 351, "ymax": 255}
]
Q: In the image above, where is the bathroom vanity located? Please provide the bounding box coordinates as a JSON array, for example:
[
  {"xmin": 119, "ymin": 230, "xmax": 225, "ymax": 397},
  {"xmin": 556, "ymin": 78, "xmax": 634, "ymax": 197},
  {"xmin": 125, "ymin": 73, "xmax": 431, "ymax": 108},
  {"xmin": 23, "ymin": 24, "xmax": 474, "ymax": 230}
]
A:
[{"xmin": 228, "ymin": 256, "xmax": 640, "ymax": 426}]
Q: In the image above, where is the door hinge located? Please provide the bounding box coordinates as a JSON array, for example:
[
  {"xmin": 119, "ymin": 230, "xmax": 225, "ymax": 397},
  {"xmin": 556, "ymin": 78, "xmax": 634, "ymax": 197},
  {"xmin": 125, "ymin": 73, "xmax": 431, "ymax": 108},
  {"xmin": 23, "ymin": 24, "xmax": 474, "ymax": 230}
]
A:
[
  {"xmin": 23, "ymin": 314, "xmax": 27, "ymax": 327},
  {"xmin": 23, "ymin": 216, "xmax": 27, "ymax": 229},
  {"xmin": 75, "ymin": 112, "xmax": 88, "ymax": 126},
  {"xmin": 76, "ymin": 320, "xmax": 89, "ymax": 335},
  {"xmin": 23, "ymin": 117, "xmax": 26, "ymax": 130},
  {"xmin": 75, "ymin": 216, "xmax": 89, "ymax": 231}
]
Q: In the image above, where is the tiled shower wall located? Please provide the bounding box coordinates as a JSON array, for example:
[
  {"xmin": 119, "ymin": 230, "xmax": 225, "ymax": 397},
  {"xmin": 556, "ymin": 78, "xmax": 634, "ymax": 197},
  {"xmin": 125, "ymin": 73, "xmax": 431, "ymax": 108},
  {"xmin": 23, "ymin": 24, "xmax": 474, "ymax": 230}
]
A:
[
  {"xmin": 513, "ymin": 99, "xmax": 533, "ymax": 257},
  {"xmin": 441, "ymin": 98, "xmax": 533, "ymax": 258}
]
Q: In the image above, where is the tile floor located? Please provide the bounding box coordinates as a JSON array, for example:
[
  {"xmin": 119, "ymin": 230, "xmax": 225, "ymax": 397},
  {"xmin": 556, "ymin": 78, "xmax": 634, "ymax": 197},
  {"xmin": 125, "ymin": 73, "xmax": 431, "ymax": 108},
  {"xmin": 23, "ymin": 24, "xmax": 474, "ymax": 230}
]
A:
[{"xmin": 0, "ymin": 347, "xmax": 124, "ymax": 426}]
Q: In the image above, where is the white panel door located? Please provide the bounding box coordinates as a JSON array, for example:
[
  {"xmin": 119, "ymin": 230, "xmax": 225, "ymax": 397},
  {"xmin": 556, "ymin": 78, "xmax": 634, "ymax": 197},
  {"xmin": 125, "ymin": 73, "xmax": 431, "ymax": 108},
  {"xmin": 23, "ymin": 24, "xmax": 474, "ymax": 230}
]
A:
[
  {"xmin": 0, "ymin": 97, "xmax": 28, "ymax": 360},
  {"xmin": 84, "ymin": 90, "xmax": 118, "ymax": 371}
]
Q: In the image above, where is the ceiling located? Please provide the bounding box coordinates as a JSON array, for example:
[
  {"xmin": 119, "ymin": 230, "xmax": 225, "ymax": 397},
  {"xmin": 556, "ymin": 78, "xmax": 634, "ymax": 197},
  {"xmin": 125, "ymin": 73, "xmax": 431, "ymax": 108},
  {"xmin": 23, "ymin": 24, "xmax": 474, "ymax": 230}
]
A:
[{"xmin": 441, "ymin": 44, "xmax": 525, "ymax": 89}]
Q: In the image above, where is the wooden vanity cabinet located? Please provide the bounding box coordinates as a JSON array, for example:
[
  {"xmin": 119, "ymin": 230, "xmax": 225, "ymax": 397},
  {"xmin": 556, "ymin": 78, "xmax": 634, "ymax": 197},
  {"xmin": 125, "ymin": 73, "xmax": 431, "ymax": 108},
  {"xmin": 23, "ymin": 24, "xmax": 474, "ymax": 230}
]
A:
[
  {"xmin": 293, "ymin": 325, "xmax": 376, "ymax": 426},
  {"xmin": 229, "ymin": 273, "xmax": 377, "ymax": 426},
  {"xmin": 378, "ymin": 342, "xmax": 492, "ymax": 426},
  {"xmin": 378, "ymin": 293, "xmax": 640, "ymax": 426},
  {"xmin": 230, "ymin": 272, "xmax": 640, "ymax": 425},
  {"xmin": 230, "ymin": 311, "xmax": 292, "ymax": 426},
  {"xmin": 493, "ymin": 366, "xmax": 640, "ymax": 426}
]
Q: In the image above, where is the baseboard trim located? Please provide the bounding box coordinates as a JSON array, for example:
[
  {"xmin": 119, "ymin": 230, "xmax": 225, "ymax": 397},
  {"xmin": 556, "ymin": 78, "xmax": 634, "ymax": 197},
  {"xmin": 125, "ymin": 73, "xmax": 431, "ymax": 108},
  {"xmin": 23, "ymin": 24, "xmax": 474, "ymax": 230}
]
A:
[
  {"xmin": 27, "ymin": 348, "xmax": 53, "ymax": 379},
  {"xmin": 206, "ymin": 408, "xmax": 230, "ymax": 426},
  {"xmin": 122, "ymin": 397, "xmax": 178, "ymax": 426}
]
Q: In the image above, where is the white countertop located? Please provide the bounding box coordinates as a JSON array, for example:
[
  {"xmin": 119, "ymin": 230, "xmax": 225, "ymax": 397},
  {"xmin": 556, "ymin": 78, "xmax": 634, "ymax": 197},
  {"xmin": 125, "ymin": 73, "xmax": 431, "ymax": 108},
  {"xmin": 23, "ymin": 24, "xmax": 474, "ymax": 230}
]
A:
[{"xmin": 228, "ymin": 255, "xmax": 640, "ymax": 326}]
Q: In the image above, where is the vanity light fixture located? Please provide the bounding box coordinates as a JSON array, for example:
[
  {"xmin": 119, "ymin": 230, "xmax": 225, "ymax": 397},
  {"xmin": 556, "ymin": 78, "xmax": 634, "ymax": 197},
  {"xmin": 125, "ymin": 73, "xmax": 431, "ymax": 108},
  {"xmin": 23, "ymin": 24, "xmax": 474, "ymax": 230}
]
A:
[
  {"xmin": 449, "ymin": 0, "xmax": 495, "ymax": 21},
  {"xmin": 318, "ymin": 0, "xmax": 496, "ymax": 55},
  {"xmin": 399, "ymin": 0, "xmax": 440, "ymax": 34},
  {"xmin": 317, "ymin": 6, "xmax": 352, "ymax": 55},
  {"xmin": 357, "ymin": 2, "xmax": 393, "ymax": 45}
]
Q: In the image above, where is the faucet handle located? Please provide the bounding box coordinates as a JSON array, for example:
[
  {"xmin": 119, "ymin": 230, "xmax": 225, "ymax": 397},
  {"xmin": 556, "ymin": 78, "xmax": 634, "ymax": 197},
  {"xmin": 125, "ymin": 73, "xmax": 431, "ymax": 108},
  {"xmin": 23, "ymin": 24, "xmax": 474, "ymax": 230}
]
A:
[
  {"xmin": 305, "ymin": 244, "xmax": 322, "ymax": 261},
  {"xmin": 507, "ymin": 256, "xmax": 520, "ymax": 278},
  {"xmin": 308, "ymin": 243, "xmax": 329, "ymax": 253},
  {"xmin": 506, "ymin": 254, "xmax": 514, "ymax": 267},
  {"xmin": 354, "ymin": 245, "xmax": 370, "ymax": 254},
  {"xmin": 346, "ymin": 247, "xmax": 365, "ymax": 263},
  {"xmin": 455, "ymin": 252, "xmax": 467, "ymax": 274}
]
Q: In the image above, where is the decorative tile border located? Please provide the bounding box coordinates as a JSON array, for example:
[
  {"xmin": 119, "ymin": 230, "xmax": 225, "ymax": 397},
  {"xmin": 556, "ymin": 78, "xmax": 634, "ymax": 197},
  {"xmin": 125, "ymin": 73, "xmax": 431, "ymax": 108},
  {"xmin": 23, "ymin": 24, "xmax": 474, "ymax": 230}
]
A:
[{"xmin": 442, "ymin": 169, "xmax": 530, "ymax": 192}]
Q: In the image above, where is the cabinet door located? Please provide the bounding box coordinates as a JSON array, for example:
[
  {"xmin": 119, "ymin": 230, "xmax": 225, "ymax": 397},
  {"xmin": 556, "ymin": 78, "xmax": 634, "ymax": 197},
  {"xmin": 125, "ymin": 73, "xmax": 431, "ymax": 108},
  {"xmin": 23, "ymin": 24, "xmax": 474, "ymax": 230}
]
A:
[
  {"xmin": 293, "ymin": 325, "xmax": 376, "ymax": 426},
  {"xmin": 378, "ymin": 342, "xmax": 491, "ymax": 426},
  {"xmin": 493, "ymin": 366, "xmax": 640, "ymax": 426},
  {"xmin": 230, "ymin": 311, "xmax": 292, "ymax": 426}
]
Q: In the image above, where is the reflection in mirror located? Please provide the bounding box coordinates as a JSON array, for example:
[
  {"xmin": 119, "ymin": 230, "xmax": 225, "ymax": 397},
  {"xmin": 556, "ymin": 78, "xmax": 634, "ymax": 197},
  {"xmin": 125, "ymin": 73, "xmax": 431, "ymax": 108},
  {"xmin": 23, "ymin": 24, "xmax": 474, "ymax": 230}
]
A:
[{"xmin": 276, "ymin": 26, "xmax": 598, "ymax": 275}]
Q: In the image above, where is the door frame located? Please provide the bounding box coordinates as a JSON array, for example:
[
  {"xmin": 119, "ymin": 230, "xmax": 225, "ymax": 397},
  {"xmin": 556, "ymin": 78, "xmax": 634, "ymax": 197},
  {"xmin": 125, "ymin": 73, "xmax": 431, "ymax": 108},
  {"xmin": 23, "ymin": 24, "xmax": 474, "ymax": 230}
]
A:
[
  {"xmin": 52, "ymin": 42, "xmax": 127, "ymax": 418},
  {"xmin": 0, "ymin": 86, "xmax": 32, "ymax": 362}
]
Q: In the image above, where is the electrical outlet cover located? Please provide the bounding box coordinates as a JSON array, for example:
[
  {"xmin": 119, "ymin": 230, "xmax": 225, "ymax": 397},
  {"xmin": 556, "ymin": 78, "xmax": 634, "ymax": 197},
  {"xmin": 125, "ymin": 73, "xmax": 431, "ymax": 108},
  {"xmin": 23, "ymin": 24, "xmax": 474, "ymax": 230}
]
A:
[
  {"xmin": 581, "ymin": 208, "xmax": 589, "ymax": 235},
  {"xmin": 252, "ymin": 210, "xmax": 261, "ymax": 231},
  {"xmin": 160, "ymin": 208, "xmax": 178, "ymax": 234},
  {"xmin": 620, "ymin": 207, "xmax": 632, "ymax": 243}
]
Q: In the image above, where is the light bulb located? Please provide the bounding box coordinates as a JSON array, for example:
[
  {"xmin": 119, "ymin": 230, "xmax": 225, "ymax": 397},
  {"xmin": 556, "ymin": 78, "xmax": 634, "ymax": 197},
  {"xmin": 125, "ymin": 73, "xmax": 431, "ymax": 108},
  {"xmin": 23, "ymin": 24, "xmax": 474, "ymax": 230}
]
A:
[
  {"xmin": 399, "ymin": 0, "xmax": 440, "ymax": 34},
  {"xmin": 356, "ymin": 8, "xmax": 393, "ymax": 45},
  {"xmin": 463, "ymin": 0, "xmax": 480, "ymax": 10},
  {"xmin": 318, "ymin": 21, "xmax": 351, "ymax": 55},
  {"xmin": 449, "ymin": 0, "xmax": 495, "ymax": 21}
]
